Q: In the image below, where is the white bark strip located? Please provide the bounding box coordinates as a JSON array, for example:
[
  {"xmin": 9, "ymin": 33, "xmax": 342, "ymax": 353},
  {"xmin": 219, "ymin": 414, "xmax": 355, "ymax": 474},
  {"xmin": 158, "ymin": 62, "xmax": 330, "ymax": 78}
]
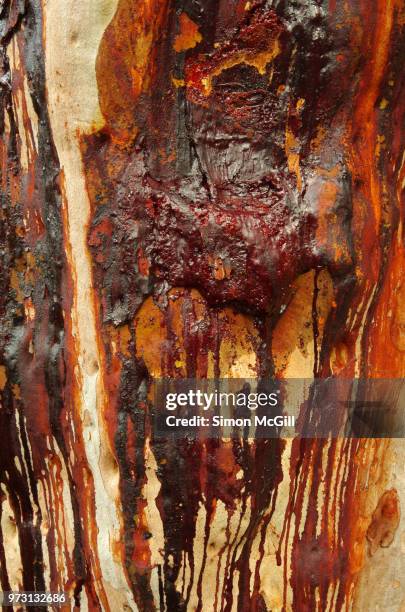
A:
[{"xmin": 43, "ymin": 0, "xmax": 137, "ymax": 608}]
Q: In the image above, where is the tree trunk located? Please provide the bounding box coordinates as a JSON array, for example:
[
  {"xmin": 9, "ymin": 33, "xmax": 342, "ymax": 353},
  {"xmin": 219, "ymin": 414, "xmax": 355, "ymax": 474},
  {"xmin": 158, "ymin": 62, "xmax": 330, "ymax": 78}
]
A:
[{"xmin": 0, "ymin": 0, "xmax": 404, "ymax": 610}]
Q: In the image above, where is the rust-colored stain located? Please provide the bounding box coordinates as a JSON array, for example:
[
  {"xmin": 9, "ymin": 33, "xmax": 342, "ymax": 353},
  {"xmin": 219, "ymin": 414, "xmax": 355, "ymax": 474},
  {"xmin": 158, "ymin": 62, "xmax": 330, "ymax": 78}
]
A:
[
  {"xmin": 0, "ymin": 0, "xmax": 404, "ymax": 610},
  {"xmin": 367, "ymin": 489, "xmax": 401, "ymax": 555}
]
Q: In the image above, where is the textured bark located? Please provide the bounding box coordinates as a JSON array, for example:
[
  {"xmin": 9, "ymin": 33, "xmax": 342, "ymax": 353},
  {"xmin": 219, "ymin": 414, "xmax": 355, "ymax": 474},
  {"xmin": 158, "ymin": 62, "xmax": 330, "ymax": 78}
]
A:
[{"xmin": 0, "ymin": 0, "xmax": 404, "ymax": 610}]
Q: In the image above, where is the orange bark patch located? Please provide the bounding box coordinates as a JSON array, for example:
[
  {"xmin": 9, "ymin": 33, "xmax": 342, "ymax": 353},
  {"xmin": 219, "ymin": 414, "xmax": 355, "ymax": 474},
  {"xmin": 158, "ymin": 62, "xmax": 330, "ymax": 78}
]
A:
[
  {"xmin": 95, "ymin": 0, "xmax": 168, "ymax": 142},
  {"xmin": 0, "ymin": 366, "xmax": 6, "ymax": 391},
  {"xmin": 173, "ymin": 13, "xmax": 202, "ymax": 52}
]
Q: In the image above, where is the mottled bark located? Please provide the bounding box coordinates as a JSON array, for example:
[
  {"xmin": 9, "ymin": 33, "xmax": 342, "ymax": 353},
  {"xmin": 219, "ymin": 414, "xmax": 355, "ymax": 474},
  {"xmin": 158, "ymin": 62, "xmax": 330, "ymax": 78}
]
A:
[{"xmin": 0, "ymin": 0, "xmax": 404, "ymax": 611}]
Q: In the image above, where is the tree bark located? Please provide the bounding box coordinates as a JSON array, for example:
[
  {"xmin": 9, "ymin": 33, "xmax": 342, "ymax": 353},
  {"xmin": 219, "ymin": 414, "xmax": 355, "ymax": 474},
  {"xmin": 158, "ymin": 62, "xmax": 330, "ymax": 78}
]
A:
[{"xmin": 0, "ymin": 0, "xmax": 404, "ymax": 610}]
